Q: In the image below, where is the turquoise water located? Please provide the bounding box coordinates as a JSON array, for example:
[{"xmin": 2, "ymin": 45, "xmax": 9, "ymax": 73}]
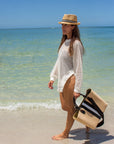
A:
[{"xmin": 0, "ymin": 27, "xmax": 114, "ymax": 110}]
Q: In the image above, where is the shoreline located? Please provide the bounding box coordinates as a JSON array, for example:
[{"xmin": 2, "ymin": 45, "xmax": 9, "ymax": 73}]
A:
[
  {"xmin": 0, "ymin": 92, "xmax": 113, "ymax": 111},
  {"xmin": 0, "ymin": 102, "xmax": 114, "ymax": 144}
]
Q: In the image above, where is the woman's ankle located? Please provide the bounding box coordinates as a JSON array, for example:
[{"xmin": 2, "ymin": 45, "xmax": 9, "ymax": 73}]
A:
[{"xmin": 86, "ymin": 126, "xmax": 90, "ymax": 133}]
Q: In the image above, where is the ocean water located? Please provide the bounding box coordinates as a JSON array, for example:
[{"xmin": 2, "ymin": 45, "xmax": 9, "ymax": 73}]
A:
[{"xmin": 0, "ymin": 27, "xmax": 114, "ymax": 110}]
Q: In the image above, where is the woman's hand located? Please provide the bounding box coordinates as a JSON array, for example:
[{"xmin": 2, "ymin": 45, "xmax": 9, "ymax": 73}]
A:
[
  {"xmin": 48, "ymin": 80, "xmax": 54, "ymax": 89},
  {"xmin": 73, "ymin": 92, "xmax": 80, "ymax": 99}
]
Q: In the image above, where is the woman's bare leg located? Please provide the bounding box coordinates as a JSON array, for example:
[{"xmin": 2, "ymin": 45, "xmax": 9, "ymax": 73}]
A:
[
  {"xmin": 86, "ymin": 126, "xmax": 90, "ymax": 133},
  {"xmin": 52, "ymin": 75, "xmax": 75, "ymax": 140},
  {"xmin": 52, "ymin": 95, "xmax": 75, "ymax": 140}
]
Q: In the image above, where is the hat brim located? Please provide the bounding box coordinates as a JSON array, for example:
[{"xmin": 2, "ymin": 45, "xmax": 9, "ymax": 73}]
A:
[{"xmin": 58, "ymin": 21, "xmax": 80, "ymax": 25}]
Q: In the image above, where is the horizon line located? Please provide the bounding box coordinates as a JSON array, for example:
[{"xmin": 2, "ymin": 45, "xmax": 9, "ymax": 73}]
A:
[{"xmin": 0, "ymin": 25, "xmax": 114, "ymax": 30}]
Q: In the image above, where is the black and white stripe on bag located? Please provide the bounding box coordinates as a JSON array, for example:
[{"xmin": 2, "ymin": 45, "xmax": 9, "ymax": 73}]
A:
[{"xmin": 81, "ymin": 100, "xmax": 101, "ymax": 119}]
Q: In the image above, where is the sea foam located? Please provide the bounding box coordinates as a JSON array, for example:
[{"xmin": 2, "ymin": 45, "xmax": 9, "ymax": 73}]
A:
[{"xmin": 0, "ymin": 101, "xmax": 61, "ymax": 111}]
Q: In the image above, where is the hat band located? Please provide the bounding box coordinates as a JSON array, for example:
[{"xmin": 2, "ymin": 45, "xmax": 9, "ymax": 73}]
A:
[{"xmin": 62, "ymin": 19, "xmax": 77, "ymax": 23}]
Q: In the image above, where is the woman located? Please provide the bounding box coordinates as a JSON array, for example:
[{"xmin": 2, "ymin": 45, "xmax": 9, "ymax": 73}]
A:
[{"xmin": 48, "ymin": 14, "xmax": 88, "ymax": 140}]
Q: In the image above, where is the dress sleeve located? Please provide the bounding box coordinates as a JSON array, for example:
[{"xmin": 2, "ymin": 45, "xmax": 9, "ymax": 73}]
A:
[
  {"xmin": 73, "ymin": 40, "xmax": 83, "ymax": 93},
  {"xmin": 50, "ymin": 58, "xmax": 59, "ymax": 81}
]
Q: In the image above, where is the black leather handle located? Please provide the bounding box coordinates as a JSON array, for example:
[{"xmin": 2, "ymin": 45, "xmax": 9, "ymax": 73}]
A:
[{"xmin": 73, "ymin": 93, "xmax": 86, "ymax": 110}]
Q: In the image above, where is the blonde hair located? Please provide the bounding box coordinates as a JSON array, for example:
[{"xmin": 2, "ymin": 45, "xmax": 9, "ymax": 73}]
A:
[{"xmin": 58, "ymin": 25, "xmax": 84, "ymax": 56}]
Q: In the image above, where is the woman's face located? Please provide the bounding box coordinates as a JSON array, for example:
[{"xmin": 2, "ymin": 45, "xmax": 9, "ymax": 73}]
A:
[{"xmin": 62, "ymin": 24, "xmax": 75, "ymax": 37}]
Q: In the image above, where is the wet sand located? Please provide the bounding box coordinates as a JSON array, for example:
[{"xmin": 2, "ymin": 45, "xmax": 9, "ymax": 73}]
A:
[{"xmin": 0, "ymin": 103, "xmax": 114, "ymax": 144}]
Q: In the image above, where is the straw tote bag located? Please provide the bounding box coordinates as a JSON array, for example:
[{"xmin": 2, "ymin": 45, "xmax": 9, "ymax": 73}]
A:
[{"xmin": 73, "ymin": 89, "xmax": 108, "ymax": 129}]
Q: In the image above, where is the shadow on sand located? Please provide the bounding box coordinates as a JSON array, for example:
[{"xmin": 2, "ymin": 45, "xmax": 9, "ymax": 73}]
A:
[{"xmin": 69, "ymin": 128, "xmax": 114, "ymax": 144}]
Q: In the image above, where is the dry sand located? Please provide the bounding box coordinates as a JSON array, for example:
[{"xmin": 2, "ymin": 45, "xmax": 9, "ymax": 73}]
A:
[{"xmin": 0, "ymin": 103, "xmax": 114, "ymax": 144}]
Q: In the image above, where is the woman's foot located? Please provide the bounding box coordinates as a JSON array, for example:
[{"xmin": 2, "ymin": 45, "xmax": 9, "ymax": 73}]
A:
[
  {"xmin": 86, "ymin": 126, "xmax": 90, "ymax": 133},
  {"xmin": 52, "ymin": 132, "xmax": 68, "ymax": 140}
]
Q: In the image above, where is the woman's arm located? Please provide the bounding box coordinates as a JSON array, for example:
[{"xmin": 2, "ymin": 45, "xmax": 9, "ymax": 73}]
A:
[
  {"xmin": 50, "ymin": 57, "xmax": 59, "ymax": 81},
  {"xmin": 48, "ymin": 58, "xmax": 59, "ymax": 89},
  {"xmin": 73, "ymin": 40, "xmax": 83, "ymax": 98},
  {"xmin": 48, "ymin": 80, "xmax": 54, "ymax": 89}
]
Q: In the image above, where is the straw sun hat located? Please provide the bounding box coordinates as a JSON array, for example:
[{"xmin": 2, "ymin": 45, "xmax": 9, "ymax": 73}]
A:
[{"xmin": 58, "ymin": 14, "xmax": 80, "ymax": 25}]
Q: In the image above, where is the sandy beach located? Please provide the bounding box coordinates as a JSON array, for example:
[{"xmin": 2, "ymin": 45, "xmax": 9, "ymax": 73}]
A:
[{"xmin": 0, "ymin": 101, "xmax": 113, "ymax": 144}]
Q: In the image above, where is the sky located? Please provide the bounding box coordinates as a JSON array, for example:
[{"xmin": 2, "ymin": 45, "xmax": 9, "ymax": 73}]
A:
[{"xmin": 0, "ymin": 0, "xmax": 114, "ymax": 28}]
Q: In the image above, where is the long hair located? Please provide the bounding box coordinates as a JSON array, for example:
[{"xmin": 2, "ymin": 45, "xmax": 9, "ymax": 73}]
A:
[{"xmin": 58, "ymin": 25, "xmax": 84, "ymax": 56}]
